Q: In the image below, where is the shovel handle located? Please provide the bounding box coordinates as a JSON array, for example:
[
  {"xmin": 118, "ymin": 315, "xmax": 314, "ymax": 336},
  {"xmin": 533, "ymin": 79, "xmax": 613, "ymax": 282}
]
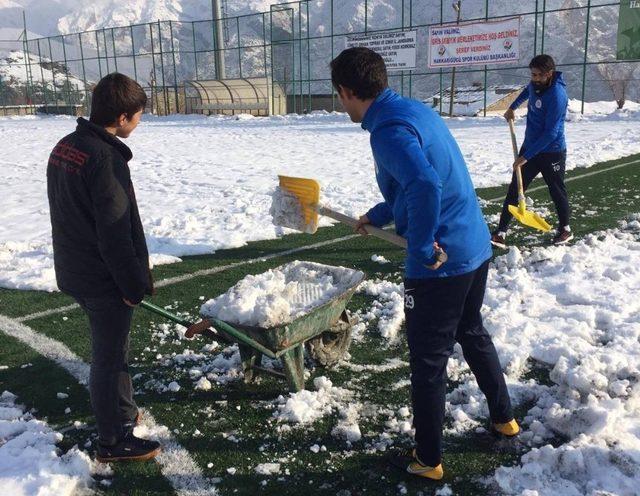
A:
[
  {"xmin": 508, "ymin": 118, "xmax": 519, "ymax": 161},
  {"xmin": 508, "ymin": 119, "xmax": 526, "ymax": 203},
  {"xmin": 318, "ymin": 206, "xmax": 407, "ymax": 249}
]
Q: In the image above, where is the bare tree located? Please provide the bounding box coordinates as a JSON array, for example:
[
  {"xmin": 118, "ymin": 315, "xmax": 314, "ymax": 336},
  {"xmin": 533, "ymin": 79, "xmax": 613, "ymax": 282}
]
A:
[{"xmin": 599, "ymin": 63, "xmax": 636, "ymax": 109}]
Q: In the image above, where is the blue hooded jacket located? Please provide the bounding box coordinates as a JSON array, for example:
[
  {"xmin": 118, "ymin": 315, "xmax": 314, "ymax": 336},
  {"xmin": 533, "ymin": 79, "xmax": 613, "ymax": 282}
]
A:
[
  {"xmin": 362, "ymin": 89, "xmax": 492, "ymax": 279},
  {"xmin": 509, "ymin": 71, "xmax": 568, "ymax": 160}
]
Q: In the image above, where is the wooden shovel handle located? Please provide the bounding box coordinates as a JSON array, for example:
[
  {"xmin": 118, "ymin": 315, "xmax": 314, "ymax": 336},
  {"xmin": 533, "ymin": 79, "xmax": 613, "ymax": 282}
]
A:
[
  {"xmin": 318, "ymin": 206, "xmax": 408, "ymax": 249},
  {"xmin": 507, "ymin": 118, "xmax": 519, "ymax": 160},
  {"xmin": 508, "ymin": 119, "xmax": 526, "ymax": 202}
]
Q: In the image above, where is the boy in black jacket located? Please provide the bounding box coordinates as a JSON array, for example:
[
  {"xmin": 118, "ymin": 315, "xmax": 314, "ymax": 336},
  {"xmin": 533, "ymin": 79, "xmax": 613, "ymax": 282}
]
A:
[{"xmin": 47, "ymin": 73, "xmax": 160, "ymax": 462}]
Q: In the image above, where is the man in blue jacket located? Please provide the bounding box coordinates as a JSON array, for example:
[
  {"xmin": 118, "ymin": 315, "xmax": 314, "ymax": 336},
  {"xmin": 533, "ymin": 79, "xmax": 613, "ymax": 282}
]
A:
[
  {"xmin": 492, "ymin": 54, "xmax": 571, "ymax": 248},
  {"xmin": 330, "ymin": 47, "xmax": 518, "ymax": 480}
]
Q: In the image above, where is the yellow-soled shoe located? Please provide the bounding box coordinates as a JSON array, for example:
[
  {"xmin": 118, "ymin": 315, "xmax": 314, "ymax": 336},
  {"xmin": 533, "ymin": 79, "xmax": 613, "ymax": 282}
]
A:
[
  {"xmin": 406, "ymin": 460, "xmax": 444, "ymax": 480},
  {"xmin": 391, "ymin": 449, "xmax": 444, "ymax": 480},
  {"xmin": 493, "ymin": 419, "xmax": 520, "ymax": 436}
]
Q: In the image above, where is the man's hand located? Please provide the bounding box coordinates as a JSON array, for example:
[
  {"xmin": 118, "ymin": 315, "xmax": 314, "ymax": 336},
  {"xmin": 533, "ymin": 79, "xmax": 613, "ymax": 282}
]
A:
[
  {"xmin": 355, "ymin": 214, "xmax": 371, "ymax": 236},
  {"xmin": 426, "ymin": 242, "xmax": 447, "ymax": 271},
  {"xmin": 512, "ymin": 156, "xmax": 527, "ymax": 170},
  {"xmin": 122, "ymin": 298, "xmax": 137, "ymax": 308},
  {"xmin": 503, "ymin": 108, "xmax": 515, "ymax": 121}
]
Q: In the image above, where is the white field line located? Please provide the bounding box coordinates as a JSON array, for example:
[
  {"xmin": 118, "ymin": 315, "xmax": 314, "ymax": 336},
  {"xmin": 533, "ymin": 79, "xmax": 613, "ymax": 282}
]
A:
[
  {"xmin": 0, "ymin": 313, "xmax": 218, "ymax": 496},
  {"xmin": 15, "ymin": 156, "xmax": 640, "ymax": 323},
  {"xmin": 485, "ymin": 159, "xmax": 640, "ymax": 203},
  {"xmin": 16, "ymin": 233, "xmax": 360, "ymax": 323}
]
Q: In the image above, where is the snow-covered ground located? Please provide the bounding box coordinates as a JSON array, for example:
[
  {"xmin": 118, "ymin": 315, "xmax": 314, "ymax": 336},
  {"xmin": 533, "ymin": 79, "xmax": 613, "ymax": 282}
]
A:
[
  {"xmin": 136, "ymin": 217, "xmax": 640, "ymax": 495},
  {"xmin": 0, "ymin": 390, "xmax": 106, "ymax": 495},
  {"xmin": 1, "ymin": 102, "xmax": 639, "ymax": 292}
]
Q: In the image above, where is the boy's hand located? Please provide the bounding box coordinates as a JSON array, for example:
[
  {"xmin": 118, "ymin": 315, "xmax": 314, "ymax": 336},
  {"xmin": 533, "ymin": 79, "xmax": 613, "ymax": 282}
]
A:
[
  {"xmin": 504, "ymin": 108, "xmax": 515, "ymax": 121},
  {"xmin": 122, "ymin": 298, "xmax": 137, "ymax": 308},
  {"xmin": 426, "ymin": 242, "xmax": 447, "ymax": 271},
  {"xmin": 355, "ymin": 215, "xmax": 371, "ymax": 236}
]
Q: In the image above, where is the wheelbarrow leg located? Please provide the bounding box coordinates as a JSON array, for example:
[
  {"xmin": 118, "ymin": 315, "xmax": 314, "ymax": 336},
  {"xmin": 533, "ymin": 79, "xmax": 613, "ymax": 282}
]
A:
[
  {"xmin": 238, "ymin": 344, "xmax": 263, "ymax": 384},
  {"xmin": 280, "ymin": 344, "xmax": 305, "ymax": 392}
]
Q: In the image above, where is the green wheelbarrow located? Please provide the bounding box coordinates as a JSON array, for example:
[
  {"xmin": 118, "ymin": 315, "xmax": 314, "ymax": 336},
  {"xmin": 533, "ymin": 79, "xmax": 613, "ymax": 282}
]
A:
[{"xmin": 139, "ymin": 270, "xmax": 363, "ymax": 392}]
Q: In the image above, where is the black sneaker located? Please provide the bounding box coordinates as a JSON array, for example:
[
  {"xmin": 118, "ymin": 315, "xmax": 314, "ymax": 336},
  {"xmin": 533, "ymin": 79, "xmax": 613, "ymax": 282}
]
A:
[
  {"xmin": 490, "ymin": 231, "xmax": 507, "ymax": 249},
  {"xmin": 96, "ymin": 432, "xmax": 161, "ymax": 462},
  {"xmin": 552, "ymin": 229, "xmax": 574, "ymax": 245}
]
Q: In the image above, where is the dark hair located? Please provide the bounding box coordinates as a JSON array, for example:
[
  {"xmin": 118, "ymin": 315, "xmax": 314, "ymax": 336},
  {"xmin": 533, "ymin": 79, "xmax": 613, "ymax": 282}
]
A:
[
  {"xmin": 529, "ymin": 54, "xmax": 556, "ymax": 73},
  {"xmin": 90, "ymin": 73, "xmax": 147, "ymax": 126},
  {"xmin": 330, "ymin": 47, "xmax": 388, "ymax": 100}
]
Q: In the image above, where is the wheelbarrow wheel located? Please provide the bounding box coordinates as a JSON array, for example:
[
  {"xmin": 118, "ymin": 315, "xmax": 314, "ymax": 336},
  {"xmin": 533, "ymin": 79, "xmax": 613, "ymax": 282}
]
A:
[{"xmin": 306, "ymin": 310, "xmax": 353, "ymax": 368}]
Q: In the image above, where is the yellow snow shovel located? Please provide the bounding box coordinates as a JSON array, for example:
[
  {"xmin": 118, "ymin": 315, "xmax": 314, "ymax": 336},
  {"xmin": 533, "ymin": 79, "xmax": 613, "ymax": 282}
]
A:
[
  {"xmin": 507, "ymin": 119, "xmax": 552, "ymax": 232},
  {"xmin": 277, "ymin": 175, "xmax": 408, "ymax": 248}
]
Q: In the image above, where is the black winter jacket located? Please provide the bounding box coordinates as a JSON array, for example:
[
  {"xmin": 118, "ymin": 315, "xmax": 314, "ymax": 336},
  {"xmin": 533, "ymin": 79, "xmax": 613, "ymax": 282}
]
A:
[{"xmin": 47, "ymin": 117, "xmax": 152, "ymax": 303}]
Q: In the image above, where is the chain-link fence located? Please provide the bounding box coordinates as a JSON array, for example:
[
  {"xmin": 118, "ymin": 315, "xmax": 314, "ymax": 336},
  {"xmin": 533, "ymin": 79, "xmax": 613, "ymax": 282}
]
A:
[{"xmin": 0, "ymin": 0, "xmax": 637, "ymax": 117}]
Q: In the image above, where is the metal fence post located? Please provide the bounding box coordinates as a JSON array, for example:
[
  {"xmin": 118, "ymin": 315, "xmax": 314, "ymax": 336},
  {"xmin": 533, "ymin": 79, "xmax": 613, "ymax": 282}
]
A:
[
  {"xmin": 157, "ymin": 20, "xmax": 168, "ymax": 115},
  {"xmin": 130, "ymin": 25, "xmax": 138, "ymax": 81},
  {"xmin": 305, "ymin": 1, "xmax": 311, "ymax": 111},
  {"xmin": 21, "ymin": 11, "xmax": 32, "ymax": 105},
  {"xmin": 237, "ymin": 16, "xmax": 242, "ymax": 78},
  {"xmin": 581, "ymin": 0, "xmax": 592, "ymax": 114},
  {"xmin": 262, "ymin": 13, "xmax": 268, "ymax": 79},
  {"xmin": 533, "ymin": 0, "xmax": 538, "ymax": 56},
  {"xmin": 103, "ymin": 30, "xmax": 110, "ymax": 73},
  {"xmin": 192, "ymin": 22, "xmax": 199, "ymax": 80},
  {"xmin": 169, "ymin": 21, "xmax": 179, "ymax": 113},
  {"xmin": 439, "ymin": 0, "xmax": 444, "ymax": 115},
  {"xmin": 448, "ymin": 1, "xmax": 462, "ymax": 117},
  {"xmin": 78, "ymin": 33, "xmax": 89, "ymax": 112},
  {"xmin": 61, "ymin": 35, "xmax": 72, "ymax": 104},
  {"xmin": 47, "ymin": 37, "xmax": 58, "ymax": 106},
  {"xmin": 149, "ymin": 23, "xmax": 157, "ymax": 114},
  {"xmin": 483, "ymin": 0, "xmax": 488, "ymax": 117},
  {"xmin": 541, "ymin": 0, "xmax": 547, "ymax": 54},
  {"xmin": 36, "ymin": 39, "xmax": 47, "ymax": 107},
  {"xmin": 95, "ymin": 31, "xmax": 103, "ymax": 78},
  {"xmin": 331, "ymin": 0, "xmax": 335, "ymax": 111}
]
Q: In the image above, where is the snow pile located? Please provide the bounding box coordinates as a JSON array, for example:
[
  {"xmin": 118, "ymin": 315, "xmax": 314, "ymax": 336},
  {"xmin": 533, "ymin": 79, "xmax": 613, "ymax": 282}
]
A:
[
  {"xmin": 274, "ymin": 376, "xmax": 362, "ymax": 441},
  {"xmin": 357, "ymin": 279, "xmax": 405, "ymax": 341},
  {"xmin": 370, "ymin": 254, "xmax": 390, "ymax": 264},
  {"xmin": 269, "ymin": 186, "xmax": 316, "ymax": 233},
  {"xmin": 456, "ymin": 218, "xmax": 640, "ymax": 495},
  {"xmin": 0, "ymin": 390, "xmax": 99, "ymax": 496},
  {"xmin": 201, "ymin": 261, "xmax": 363, "ymax": 327},
  {"xmin": 254, "ymin": 463, "xmax": 280, "ymax": 475}
]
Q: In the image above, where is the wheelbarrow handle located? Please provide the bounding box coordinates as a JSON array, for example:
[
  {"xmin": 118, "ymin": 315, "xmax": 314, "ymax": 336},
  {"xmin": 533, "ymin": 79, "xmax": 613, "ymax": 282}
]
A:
[
  {"xmin": 139, "ymin": 300, "xmax": 229, "ymax": 344},
  {"xmin": 138, "ymin": 300, "xmax": 278, "ymax": 360}
]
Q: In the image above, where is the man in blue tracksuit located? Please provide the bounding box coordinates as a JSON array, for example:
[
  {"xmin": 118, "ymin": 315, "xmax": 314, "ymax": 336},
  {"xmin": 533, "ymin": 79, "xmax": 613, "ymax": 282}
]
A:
[
  {"xmin": 330, "ymin": 47, "xmax": 518, "ymax": 480},
  {"xmin": 492, "ymin": 54, "xmax": 571, "ymax": 248}
]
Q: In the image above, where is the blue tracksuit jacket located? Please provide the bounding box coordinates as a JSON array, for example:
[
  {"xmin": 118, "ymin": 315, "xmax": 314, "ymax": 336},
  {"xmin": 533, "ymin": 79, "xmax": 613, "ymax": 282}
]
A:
[
  {"xmin": 362, "ymin": 88, "xmax": 492, "ymax": 279},
  {"xmin": 509, "ymin": 71, "xmax": 568, "ymax": 160}
]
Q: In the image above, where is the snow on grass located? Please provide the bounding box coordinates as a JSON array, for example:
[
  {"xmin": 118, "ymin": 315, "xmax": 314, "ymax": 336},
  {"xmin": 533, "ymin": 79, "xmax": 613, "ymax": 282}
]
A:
[
  {"xmin": 446, "ymin": 216, "xmax": 640, "ymax": 494},
  {"xmin": 1, "ymin": 107, "xmax": 639, "ymax": 291},
  {"xmin": 356, "ymin": 279, "xmax": 405, "ymax": 341},
  {"xmin": 273, "ymin": 376, "xmax": 363, "ymax": 443},
  {"xmin": 338, "ymin": 216, "xmax": 640, "ymax": 492},
  {"xmin": 0, "ymin": 390, "xmax": 103, "ymax": 496}
]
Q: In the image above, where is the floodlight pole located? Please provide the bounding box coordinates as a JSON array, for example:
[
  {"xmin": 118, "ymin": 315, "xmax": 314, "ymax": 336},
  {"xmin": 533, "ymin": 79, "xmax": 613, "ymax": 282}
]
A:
[{"xmin": 212, "ymin": 0, "xmax": 226, "ymax": 80}]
